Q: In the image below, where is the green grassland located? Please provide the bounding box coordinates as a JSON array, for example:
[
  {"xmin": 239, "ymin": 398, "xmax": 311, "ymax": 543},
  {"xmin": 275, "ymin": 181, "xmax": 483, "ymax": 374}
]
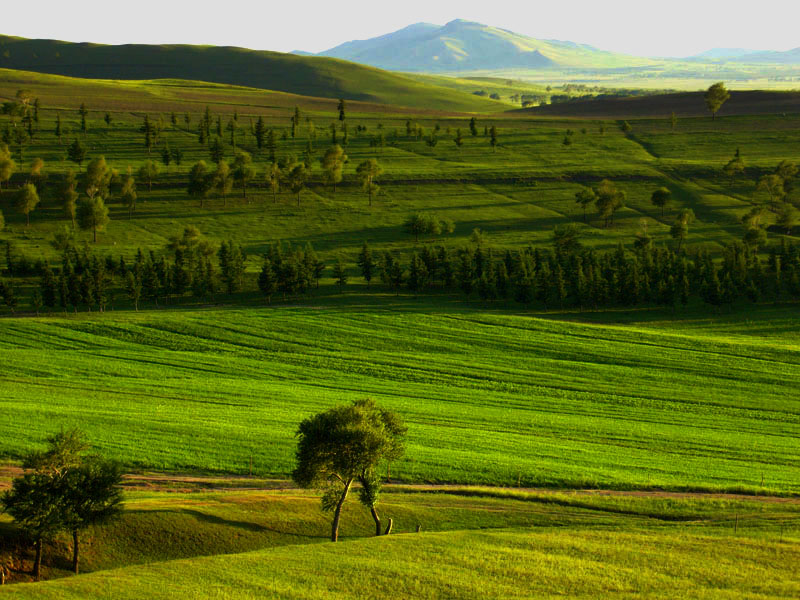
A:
[
  {"xmin": 1, "ymin": 70, "xmax": 799, "ymax": 596},
  {"xmin": 1, "ymin": 487, "xmax": 798, "ymax": 598},
  {"xmin": 0, "ymin": 78, "xmax": 798, "ymax": 269},
  {"xmin": 1, "ymin": 305, "xmax": 798, "ymax": 492},
  {"xmin": 0, "ymin": 37, "xmax": 504, "ymax": 113}
]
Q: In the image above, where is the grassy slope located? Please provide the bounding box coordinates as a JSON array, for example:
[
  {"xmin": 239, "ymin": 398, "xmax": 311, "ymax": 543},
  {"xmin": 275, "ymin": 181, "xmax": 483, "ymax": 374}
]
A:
[
  {"xmin": 1, "ymin": 487, "xmax": 798, "ymax": 594},
  {"xmin": 1, "ymin": 305, "xmax": 798, "ymax": 492},
  {"xmin": 1, "ymin": 98, "xmax": 798, "ymax": 268},
  {"xmin": 3, "ymin": 526, "xmax": 798, "ymax": 598},
  {"xmin": 404, "ymin": 73, "xmax": 548, "ymax": 106},
  {"xmin": 515, "ymin": 90, "xmax": 800, "ymax": 118},
  {"xmin": 0, "ymin": 38, "xmax": 501, "ymax": 112}
]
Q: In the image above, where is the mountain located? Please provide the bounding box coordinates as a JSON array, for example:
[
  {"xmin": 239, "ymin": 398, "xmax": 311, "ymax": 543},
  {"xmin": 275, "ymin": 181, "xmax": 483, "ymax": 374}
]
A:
[
  {"xmin": 0, "ymin": 34, "xmax": 503, "ymax": 112},
  {"xmin": 689, "ymin": 48, "xmax": 759, "ymax": 60},
  {"xmin": 728, "ymin": 48, "xmax": 800, "ymax": 64},
  {"xmin": 316, "ymin": 19, "xmax": 654, "ymax": 72}
]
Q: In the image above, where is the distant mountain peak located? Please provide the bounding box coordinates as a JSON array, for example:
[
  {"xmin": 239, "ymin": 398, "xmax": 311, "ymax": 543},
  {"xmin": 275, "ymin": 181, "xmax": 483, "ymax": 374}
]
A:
[{"xmin": 318, "ymin": 20, "xmax": 651, "ymax": 73}]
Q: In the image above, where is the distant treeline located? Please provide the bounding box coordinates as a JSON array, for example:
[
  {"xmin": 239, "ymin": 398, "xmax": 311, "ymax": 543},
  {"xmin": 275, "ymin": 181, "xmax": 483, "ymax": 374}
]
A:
[{"xmin": 1, "ymin": 235, "xmax": 799, "ymax": 314}]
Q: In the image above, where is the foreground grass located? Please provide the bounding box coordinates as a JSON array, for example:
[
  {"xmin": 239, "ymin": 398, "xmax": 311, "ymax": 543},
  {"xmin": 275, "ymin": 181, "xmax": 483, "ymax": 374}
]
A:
[
  {"xmin": 3, "ymin": 526, "xmax": 798, "ymax": 599},
  {"xmin": 1, "ymin": 486, "xmax": 798, "ymax": 592},
  {"xmin": 1, "ymin": 304, "xmax": 798, "ymax": 493}
]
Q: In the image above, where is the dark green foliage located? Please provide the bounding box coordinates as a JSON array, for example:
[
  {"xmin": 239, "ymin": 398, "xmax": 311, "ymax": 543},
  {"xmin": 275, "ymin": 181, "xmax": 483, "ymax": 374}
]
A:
[{"xmin": 292, "ymin": 399, "xmax": 406, "ymax": 542}]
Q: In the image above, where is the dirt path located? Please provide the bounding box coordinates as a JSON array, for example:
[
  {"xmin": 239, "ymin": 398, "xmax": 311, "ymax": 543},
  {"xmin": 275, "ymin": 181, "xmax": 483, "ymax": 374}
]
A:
[{"xmin": 2, "ymin": 465, "xmax": 797, "ymax": 503}]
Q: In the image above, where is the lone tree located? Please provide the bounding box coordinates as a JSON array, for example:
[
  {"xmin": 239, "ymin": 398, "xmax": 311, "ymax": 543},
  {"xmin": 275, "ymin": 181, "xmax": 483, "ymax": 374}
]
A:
[
  {"xmin": 671, "ymin": 208, "xmax": 695, "ymax": 252},
  {"xmin": 287, "ymin": 163, "xmax": 309, "ymax": 206},
  {"xmin": 77, "ymin": 196, "xmax": 110, "ymax": 243},
  {"xmin": 16, "ymin": 183, "xmax": 40, "ymax": 226},
  {"xmin": 322, "ymin": 145, "xmax": 347, "ymax": 193},
  {"xmin": 1, "ymin": 472, "xmax": 64, "ymax": 580},
  {"xmin": 188, "ymin": 161, "xmax": 212, "ymax": 208},
  {"xmin": 265, "ymin": 162, "xmax": 281, "ymax": 204},
  {"xmin": 650, "ymin": 187, "xmax": 672, "ymax": 217},
  {"xmin": 292, "ymin": 399, "xmax": 407, "ymax": 542},
  {"xmin": 66, "ymin": 139, "xmax": 87, "ymax": 168},
  {"xmin": 60, "ymin": 458, "xmax": 123, "ymax": 575},
  {"xmin": 137, "ymin": 160, "xmax": 160, "ymax": 193},
  {"xmin": 0, "ymin": 144, "xmax": 16, "ymax": 191},
  {"xmin": 704, "ymin": 82, "xmax": 730, "ymax": 120},
  {"xmin": 594, "ymin": 179, "xmax": 626, "ymax": 227},
  {"xmin": 355, "ymin": 159, "xmax": 382, "ymax": 206}
]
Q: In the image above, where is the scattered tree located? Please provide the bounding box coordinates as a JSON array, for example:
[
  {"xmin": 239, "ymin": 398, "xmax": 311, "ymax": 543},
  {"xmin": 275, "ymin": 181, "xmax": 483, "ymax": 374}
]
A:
[
  {"xmin": 137, "ymin": 160, "xmax": 160, "ymax": 193},
  {"xmin": 355, "ymin": 159, "xmax": 382, "ymax": 206},
  {"xmin": 16, "ymin": 183, "xmax": 40, "ymax": 226},
  {"xmin": 704, "ymin": 82, "xmax": 730, "ymax": 120},
  {"xmin": 322, "ymin": 145, "xmax": 347, "ymax": 193},
  {"xmin": 650, "ymin": 187, "xmax": 672, "ymax": 217},
  {"xmin": 77, "ymin": 197, "xmax": 110, "ymax": 243}
]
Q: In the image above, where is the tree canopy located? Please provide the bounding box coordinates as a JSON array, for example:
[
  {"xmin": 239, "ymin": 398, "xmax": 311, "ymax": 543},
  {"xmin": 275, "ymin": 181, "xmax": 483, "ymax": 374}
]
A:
[
  {"xmin": 292, "ymin": 399, "xmax": 406, "ymax": 542},
  {"xmin": 704, "ymin": 82, "xmax": 730, "ymax": 120}
]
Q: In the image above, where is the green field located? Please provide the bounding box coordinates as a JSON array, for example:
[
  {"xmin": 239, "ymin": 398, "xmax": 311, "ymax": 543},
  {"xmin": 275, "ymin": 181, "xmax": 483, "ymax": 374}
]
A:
[
  {"xmin": 1, "ymin": 67, "xmax": 799, "ymax": 596},
  {"xmin": 1, "ymin": 76, "xmax": 798, "ymax": 271},
  {"xmin": 1, "ymin": 305, "xmax": 798, "ymax": 492},
  {"xmin": 1, "ymin": 487, "xmax": 798, "ymax": 598}
]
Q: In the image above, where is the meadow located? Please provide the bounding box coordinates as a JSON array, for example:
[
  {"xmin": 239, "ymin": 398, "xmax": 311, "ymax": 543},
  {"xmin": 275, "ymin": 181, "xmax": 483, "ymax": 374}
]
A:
[
  {"xmin": 1, "ymin": 70, "xmax": 799, "ymax": 595},
  {"xmin": 1, "ymin": 75, "xmax": 798, "ymax": 273},
  {"xmin": 1, "ymin": 304, "xmax": 798, "ymax": 492},
  {"xmin": 1, "ymin": 486, "xmax": 798, "ymax": 598}
]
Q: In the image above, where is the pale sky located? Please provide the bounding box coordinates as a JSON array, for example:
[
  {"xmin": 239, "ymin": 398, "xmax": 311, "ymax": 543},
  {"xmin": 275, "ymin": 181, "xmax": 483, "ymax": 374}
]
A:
[{"xmin": 3, "ymin": 0, "xmax": 798, "ymax": 58}]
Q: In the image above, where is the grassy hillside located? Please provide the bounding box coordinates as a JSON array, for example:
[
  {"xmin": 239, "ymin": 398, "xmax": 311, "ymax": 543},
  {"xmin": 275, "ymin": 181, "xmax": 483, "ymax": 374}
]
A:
[
  {"xmin": 3, "ymin": 517, "xmax": 798, "ymax": 598},
  {"xmin": 1, "ymin": 84, "xmax": 799, "ymax": 268},
  {"xmin": 1, "ymin": 485, "xmax": 798, "ymax": 592},
  {"xmin": 0, "ymin": 37, "xmax": 501, "ymax": 112},
  {"xmin": 516, "ymin": 90, "xmax": 800, "ymax": 118},
  {"xmin": 1, "ymin": 305, "xmax": 798, "ymax": 492}
]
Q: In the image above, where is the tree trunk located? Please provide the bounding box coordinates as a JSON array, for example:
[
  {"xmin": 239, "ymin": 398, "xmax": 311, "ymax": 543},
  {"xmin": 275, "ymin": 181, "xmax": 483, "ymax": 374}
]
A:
[
  {"xmin": 369, "ymin": 506, "xmax": 382, "ymax": 536},
  {"xmin": 93, "ymin": 224, "xmax": 97, "ymax": 243},
  {"xmin": 33, "ymin": 538, "xmax": 42, "ymax": 580},
  {"xmin": 297, "ymin": 192, "xmax": 301, "ymax": 207},
  {"xmin": 330, "ymin": 479, "xmax": 352, "ymax": 542},
  {"xmin": 26, "ymin": 212, "xmax": 30, "ymax": 226},
  {"xmin": 72, "ymin": 529, "xmax": 79, "ymax": 575},
  {"xmin": 384, "ymin": 518, "xmax": 393, "ymax": 536}
]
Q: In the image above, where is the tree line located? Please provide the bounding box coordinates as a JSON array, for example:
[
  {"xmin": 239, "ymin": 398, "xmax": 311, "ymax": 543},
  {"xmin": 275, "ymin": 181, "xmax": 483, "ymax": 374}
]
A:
[{"xmin": 1, "ymin": 232, "xmax": 799, "ymax": 315}]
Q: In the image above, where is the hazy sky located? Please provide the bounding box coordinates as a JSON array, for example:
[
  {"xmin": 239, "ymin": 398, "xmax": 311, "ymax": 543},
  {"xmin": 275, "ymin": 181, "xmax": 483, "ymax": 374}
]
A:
[{"xmin": 3, "ymin": 0, "xmax": 798, "ymax": 57}]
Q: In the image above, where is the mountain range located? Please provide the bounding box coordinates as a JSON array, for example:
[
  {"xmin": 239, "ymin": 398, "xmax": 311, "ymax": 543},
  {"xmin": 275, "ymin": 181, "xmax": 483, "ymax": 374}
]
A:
[
  {"xmin": 304, "ymin": 20, "xmax": 800, "ymax": 72},
  {"xmin": 313, "ymin": 20, "xmax": 655, "ymax": 72}
]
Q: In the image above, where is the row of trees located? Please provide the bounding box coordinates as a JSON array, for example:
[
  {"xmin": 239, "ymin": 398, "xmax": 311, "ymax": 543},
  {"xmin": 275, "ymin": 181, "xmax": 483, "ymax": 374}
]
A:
[
  {"xmin": 1, "ymin": 233, "xmax": 798, "ymax": 316},
  {"xmin": 1, "ymin": 431, "xmax": 123, "ymax": 580},
  {"xmin": 185, "ymin": 147, "xmax": 382, "ymax": 208},
  {"xmin": 337, "ymin": 238, "xmax": 800, "ymax": 310}
]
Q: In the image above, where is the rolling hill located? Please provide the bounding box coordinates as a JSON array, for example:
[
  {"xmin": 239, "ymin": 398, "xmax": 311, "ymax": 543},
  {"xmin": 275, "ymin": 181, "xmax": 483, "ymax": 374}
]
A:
[
  {"xmin": 316, "ymin": 19, "xmax": 656, "ymax": 72},
  {"xmin": 0, "ymin": 35, "xmax": 501, "ymax": 112},
  {"xmin": 729, "ymin": 47, "xmax": 800, "ymax": 64},
  {"xmin": 514, "ymin": 90, "xmax": 800, "ymax": 118}
]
